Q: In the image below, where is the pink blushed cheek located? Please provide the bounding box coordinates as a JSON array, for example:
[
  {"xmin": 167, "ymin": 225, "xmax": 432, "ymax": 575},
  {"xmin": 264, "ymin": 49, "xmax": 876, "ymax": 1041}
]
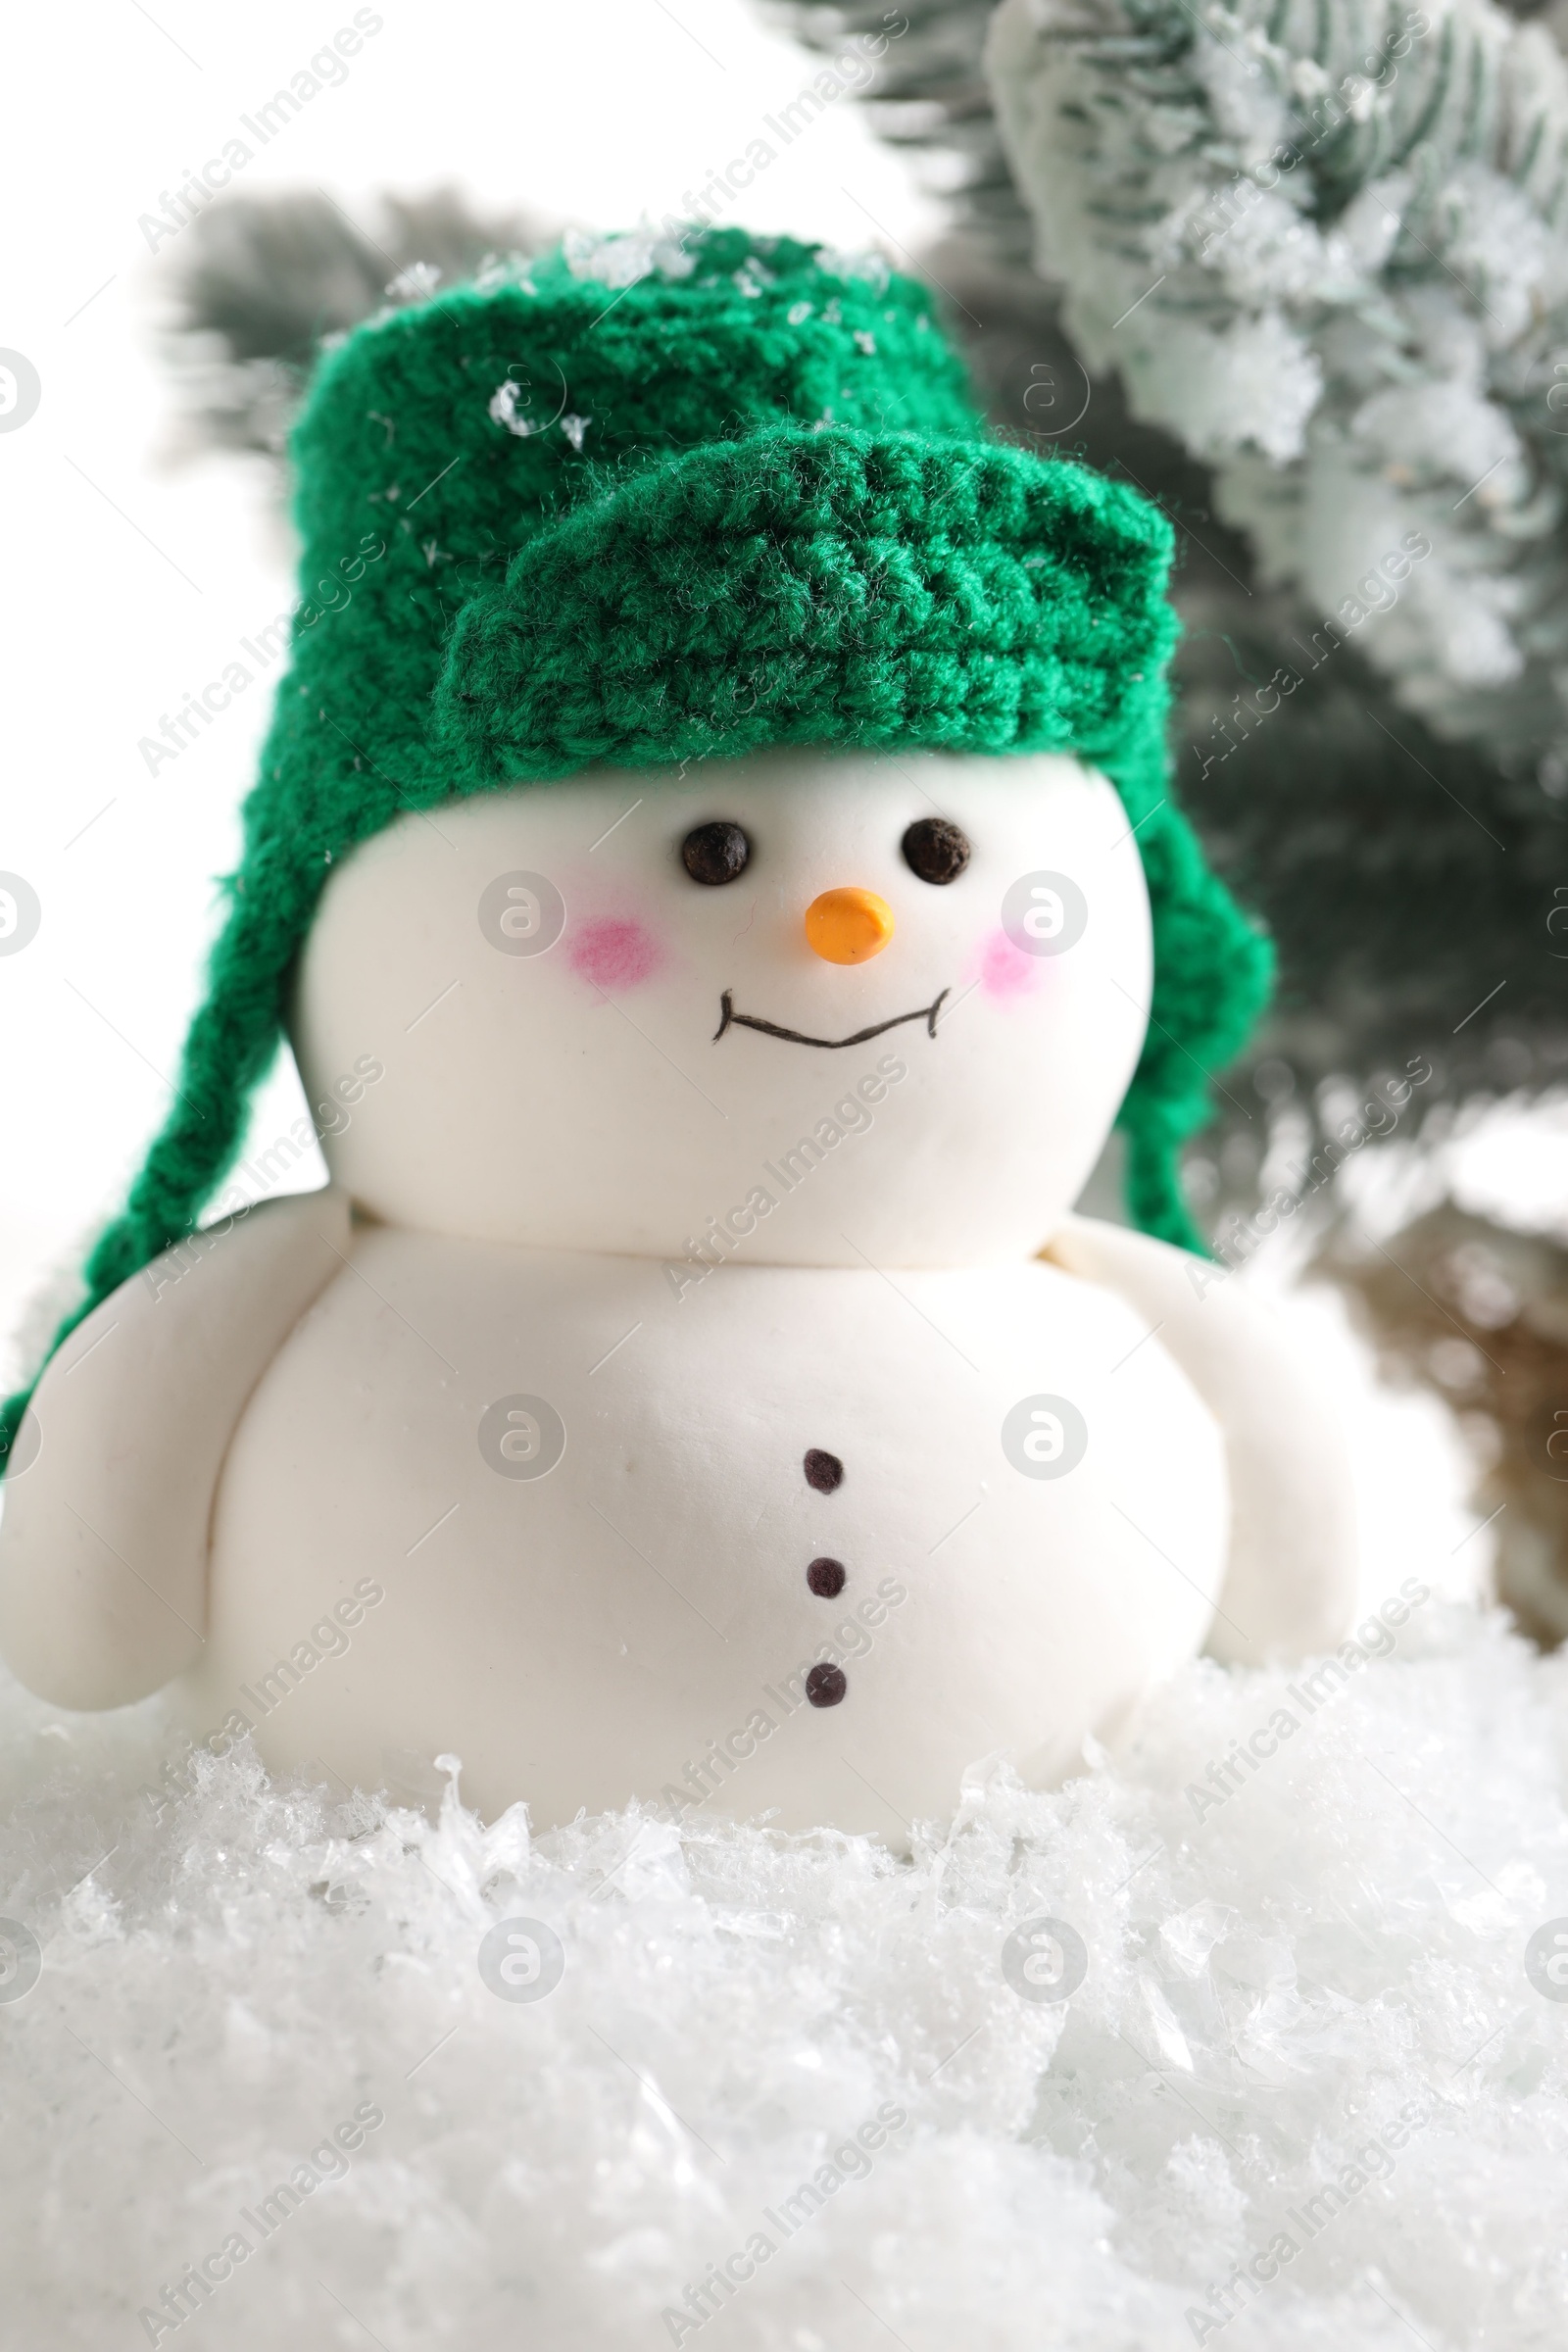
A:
[
  {"xmin": 974, "ymin": 925, "xmax": 1042, "ymax": 1001},
  {"xmin": 567, "ymin": 915, "xmax": 664, "ymax": 993}
]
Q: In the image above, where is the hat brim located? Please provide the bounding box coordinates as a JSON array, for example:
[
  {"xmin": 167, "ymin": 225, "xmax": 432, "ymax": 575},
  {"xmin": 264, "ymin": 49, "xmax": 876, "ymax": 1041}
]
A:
[{"xmin": 434, "ymin": 422, "xmax": 1178, "ymax": 798}]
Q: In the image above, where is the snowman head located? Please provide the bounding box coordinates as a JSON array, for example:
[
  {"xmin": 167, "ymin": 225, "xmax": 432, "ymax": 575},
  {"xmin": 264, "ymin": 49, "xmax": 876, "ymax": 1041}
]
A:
[
  {"xmin": 291, "ymin": 745, "xmax": 1152, "ymax": 1265},
  {"xmin": 2, "ymin": 231, "xmax": 1270, "ymax": 1456}
]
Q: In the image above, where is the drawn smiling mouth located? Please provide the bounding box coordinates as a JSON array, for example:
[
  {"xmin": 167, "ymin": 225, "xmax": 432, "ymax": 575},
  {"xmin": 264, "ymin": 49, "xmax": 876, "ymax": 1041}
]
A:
[{"xmin": 712, "ymin": 987, "xmax": 950, "ymax": 1051}]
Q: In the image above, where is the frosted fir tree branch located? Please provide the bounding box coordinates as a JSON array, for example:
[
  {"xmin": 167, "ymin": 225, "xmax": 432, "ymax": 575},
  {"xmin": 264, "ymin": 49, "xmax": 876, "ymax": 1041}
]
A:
[{"xmin": 987, "ymin": 0, "xmax": 1568, "ymax": 761}]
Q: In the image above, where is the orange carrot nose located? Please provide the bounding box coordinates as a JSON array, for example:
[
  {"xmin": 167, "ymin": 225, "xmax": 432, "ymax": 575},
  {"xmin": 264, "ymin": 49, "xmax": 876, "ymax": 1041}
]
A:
[{"xmin": 804, "ymin": 887, "xmax": 896, "ymax": 965}]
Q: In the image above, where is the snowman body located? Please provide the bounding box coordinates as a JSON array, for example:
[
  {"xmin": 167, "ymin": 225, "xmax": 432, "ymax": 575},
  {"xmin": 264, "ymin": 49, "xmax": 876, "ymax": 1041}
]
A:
[
  {"xmin": 0, "ymin": 749, "xmax": 1353, "ymax": 1834},
  {"xmin": 179, "ymin": 1230, "xmax": 1224, "ymax": 1834}
]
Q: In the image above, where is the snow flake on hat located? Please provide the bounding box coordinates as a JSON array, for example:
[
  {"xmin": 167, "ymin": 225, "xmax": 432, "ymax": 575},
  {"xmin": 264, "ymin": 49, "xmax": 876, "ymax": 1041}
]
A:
[
  {"xmin": 488, "ymin": 381, "xmax": 538, "ymax": 437},
  {"xmin": 473, "ymin": 250, "xmax": 539, "ymax": 296},
  {"xmin": 563, "ymin": 224, "xmax": 695, "ymax": 286},
  {"xmin": 813, "ymin": 246, "xmax": 891, "ymax": 293},
  {"xmin": 386, "ymin": 262, "xmax": 442, "ymax": 303}
]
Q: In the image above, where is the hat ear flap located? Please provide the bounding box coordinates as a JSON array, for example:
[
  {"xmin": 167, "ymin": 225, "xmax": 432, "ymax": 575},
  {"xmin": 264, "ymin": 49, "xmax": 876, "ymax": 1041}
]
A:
[{"xmin": 1116, "ymin": 802, "xmax": 1274, "ymax": 1251}]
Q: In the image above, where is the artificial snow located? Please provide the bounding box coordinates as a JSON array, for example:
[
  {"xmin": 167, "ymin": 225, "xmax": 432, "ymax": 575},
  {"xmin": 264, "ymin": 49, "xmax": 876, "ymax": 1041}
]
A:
[{"xmin": 3, "ymin": 1595, "xmax": 1567, "ymax": 2348}]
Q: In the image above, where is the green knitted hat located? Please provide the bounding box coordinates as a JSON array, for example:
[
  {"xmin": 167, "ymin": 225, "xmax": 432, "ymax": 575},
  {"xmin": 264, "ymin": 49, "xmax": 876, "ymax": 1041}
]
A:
[{"xmin": 0, "ymin": 225, "xmax": 1270, "ymax": 1468}]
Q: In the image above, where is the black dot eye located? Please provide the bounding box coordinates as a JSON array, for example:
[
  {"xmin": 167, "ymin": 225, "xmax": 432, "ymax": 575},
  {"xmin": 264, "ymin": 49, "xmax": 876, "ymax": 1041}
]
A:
[
  {"xmin": 681, "ymin": 820, "xmax": 751, "ymax": 885},
  {"xmin": 902, "ymin": 817, "xmax": 971, "ymax": 885}
]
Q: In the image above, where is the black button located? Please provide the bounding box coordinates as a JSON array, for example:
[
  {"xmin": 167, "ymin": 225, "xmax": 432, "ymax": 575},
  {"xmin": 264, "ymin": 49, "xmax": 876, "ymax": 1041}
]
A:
[
  {"xmin": 804, "ymin": 1448, "xmax": 843, "ymax": 1494},
  {"xmin": 806, "ymin": 1663, "xmax": 848, "ymax": 1707},
  {"xmin": 808, "ymin": 1557, "xmax": 846, "ymax": 1597}
]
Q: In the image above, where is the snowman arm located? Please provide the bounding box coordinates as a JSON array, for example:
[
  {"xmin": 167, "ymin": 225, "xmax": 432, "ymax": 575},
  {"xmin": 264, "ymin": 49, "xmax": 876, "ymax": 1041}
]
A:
[
  {"xmin": 1041, "ymin": 1213, "xmax": 1359, "ymax": 1666},
  {"xmin": 0, "ymin": 1187, "xmax": 351, "ymax": 1710}
]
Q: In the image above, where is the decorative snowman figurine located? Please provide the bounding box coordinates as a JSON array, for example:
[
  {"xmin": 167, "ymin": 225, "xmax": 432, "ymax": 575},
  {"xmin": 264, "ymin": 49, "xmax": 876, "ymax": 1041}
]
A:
[{"xmin": 0, "ymin": 230, "xmax": 1355, "ymax": 1838}]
